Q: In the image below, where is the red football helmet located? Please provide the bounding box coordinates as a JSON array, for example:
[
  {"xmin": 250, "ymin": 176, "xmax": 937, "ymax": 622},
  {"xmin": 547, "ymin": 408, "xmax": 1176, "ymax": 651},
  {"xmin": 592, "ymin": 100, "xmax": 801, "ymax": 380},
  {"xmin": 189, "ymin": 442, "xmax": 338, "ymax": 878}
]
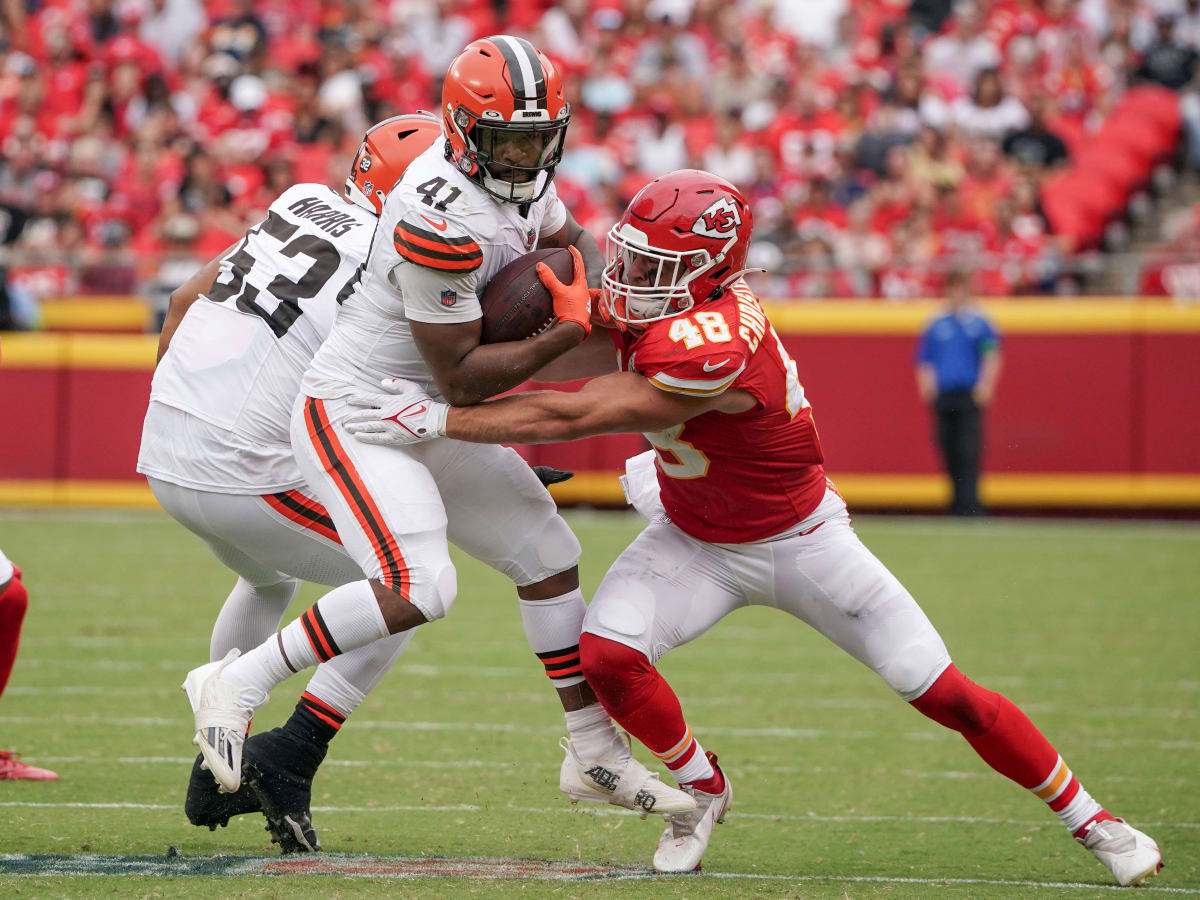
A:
[
  {"xmin": 345, "ymin": 113, "xmax": 441, "ymax": 215},
  {"xmin": 601, "ymin": 170, "xmax": 756, "ymax": 326},
  {"xmin": 442, "ymin": 35, "xmax": 570, "ymax": 204}
]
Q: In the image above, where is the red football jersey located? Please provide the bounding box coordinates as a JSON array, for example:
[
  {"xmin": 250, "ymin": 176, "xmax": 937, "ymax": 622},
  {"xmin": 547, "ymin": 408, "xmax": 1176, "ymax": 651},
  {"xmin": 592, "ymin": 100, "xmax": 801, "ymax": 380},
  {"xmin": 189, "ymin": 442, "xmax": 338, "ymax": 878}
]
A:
[{"xmin": 612, "ymin": 281, "xmax": 827, "ymax": 543}]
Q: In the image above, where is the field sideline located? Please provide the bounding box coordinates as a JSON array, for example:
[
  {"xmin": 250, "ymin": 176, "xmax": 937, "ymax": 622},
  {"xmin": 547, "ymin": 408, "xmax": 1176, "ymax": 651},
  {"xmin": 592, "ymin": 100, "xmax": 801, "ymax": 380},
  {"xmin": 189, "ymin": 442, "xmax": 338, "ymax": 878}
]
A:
[{"xmin": 0, "ymin": 508, "xmax": 1197, "ymax": 898}]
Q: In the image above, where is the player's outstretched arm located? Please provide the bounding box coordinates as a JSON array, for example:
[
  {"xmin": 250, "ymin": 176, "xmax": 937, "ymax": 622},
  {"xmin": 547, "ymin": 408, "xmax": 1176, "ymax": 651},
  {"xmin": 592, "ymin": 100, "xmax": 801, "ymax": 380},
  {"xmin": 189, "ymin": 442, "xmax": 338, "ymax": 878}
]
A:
[
  {"xmin": 156, "ymin": 245, "xmax": 235, "ymax": 363},
  {"xmin": 445, "ymin": 371, "xmax": 755, "ymax": 444},
  {"xmin": 531, "ymin": 327, "xmax": 619, "ymax": 383}
]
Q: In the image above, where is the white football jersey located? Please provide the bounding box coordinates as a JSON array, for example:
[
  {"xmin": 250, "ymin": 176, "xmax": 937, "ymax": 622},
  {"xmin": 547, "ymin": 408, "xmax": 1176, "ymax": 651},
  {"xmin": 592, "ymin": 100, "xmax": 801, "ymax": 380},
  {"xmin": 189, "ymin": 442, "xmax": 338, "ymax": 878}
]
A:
[
  {"xmin": 138, "ymin": 184, "xmax": 376, "ymax": 493},
  {"xmin": 302, "ymin": 142, "xmax": 567, "ymax": 401}
]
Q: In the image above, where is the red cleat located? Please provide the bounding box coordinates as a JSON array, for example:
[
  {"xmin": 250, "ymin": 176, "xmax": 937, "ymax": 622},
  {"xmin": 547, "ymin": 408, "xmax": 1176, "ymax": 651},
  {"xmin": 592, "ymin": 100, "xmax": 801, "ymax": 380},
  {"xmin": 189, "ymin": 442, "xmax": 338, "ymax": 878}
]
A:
[{"xmin": 0, "ymin": 751, "xmax": 58, "ymax": 781}]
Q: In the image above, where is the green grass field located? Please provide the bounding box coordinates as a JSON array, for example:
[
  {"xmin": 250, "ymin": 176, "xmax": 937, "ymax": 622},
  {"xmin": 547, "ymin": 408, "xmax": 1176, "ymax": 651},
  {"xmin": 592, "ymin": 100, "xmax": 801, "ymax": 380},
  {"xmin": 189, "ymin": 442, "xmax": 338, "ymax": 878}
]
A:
[{"xmin": 0, "ymin": 508, "xmax": 1197, "ymax": 898}]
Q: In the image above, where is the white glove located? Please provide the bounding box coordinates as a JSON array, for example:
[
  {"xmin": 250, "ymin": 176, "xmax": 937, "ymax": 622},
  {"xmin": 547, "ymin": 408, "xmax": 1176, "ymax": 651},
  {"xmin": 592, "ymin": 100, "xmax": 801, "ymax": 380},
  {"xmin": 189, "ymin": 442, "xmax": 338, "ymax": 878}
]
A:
[{"xmin": 343, "ymin": 378, "xmax": 448, "ymax": 445}]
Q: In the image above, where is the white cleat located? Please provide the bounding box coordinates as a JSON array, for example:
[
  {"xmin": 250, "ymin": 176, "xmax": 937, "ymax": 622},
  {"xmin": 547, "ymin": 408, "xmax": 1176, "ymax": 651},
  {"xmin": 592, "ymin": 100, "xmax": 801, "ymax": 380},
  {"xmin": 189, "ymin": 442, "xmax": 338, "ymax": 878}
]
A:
[
  {"xmin": 558, "ymin": 737, "xmax": 697, "ymax": 818},
  {"xmin": 1077, "ymin": 817, "xmax": 1163, "ymax": 887},
  {"xmin": 653, "ymin": 752, "xmax": 732, "ymax": 874},
  {"xmin": 180, "ymin": 649, "xmax": 257, "ymax": 794}
]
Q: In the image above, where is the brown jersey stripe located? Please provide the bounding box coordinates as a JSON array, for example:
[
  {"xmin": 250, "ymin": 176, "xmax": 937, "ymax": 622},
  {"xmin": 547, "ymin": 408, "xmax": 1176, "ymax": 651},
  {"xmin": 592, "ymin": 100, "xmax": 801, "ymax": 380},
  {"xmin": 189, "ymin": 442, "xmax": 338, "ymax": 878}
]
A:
[
  {"xmin": 308, "ymin": 602, "xmax": 342, "ymax": 657},
  {"xmin": 394, "ymin": 243, "xmax": 483, "ymax": 272},
  {"xmin": 300, "ymin": 608, "xmax": 334, "ymax": 662},
  {"xmin": 396, "ymin": 220, "xmax": 481, "ymax": 246},
  {"xmin": 263, "ymin": 491, "xmax": 341, "ymax": 545},
  {"xmin": 393, "ymin": 228, "xmax": 482, "ymax": 258},
  {"xmin": 303, "ymin": 398, "xmax": 411, "ymax": 596}
]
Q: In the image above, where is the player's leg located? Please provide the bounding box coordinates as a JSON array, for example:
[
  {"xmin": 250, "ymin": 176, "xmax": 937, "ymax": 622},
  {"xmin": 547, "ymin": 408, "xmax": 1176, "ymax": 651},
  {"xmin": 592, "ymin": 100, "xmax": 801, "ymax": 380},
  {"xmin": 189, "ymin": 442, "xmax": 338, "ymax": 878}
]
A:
[
  {"xmin": 183, "ymin": 396, "xmax": 455, "ymax": 793},
  {"xmin": 768, "ymin": 486, "xmax": 1162, "ymax": 886},
  {"xmin": 0, "ymin": 555, "xmax": 58, "ymax": 781},
  {"xmin": 429, "ymin": 440, "xmax": 693, "ymax": 814},
  {"xmin": 579, "ymin": 521, "xmax": 742, "ymax": 870}
]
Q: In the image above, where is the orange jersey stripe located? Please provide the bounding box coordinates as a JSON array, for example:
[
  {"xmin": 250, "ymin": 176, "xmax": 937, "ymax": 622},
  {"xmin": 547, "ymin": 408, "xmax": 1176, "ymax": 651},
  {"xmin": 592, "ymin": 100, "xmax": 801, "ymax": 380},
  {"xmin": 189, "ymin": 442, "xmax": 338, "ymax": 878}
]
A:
[
  {"xmin": 301, "ymin": 608, "xmax": 335, "ymax": 662},
  {"xmin": 262, "ymin": 492, "xmax": 341, "ymax": 545},
  {"xmin": 393, "ymin": 225, "xmax": 481, "ymax": 257}
]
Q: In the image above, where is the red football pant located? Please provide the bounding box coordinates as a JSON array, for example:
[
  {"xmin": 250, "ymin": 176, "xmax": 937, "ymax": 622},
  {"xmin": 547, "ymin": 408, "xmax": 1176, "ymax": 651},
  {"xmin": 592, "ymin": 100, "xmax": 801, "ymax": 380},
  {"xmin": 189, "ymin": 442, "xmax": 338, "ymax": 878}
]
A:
[{"xmin": 0, "ymin": 573, "xmax": 29, "ymax": 700}]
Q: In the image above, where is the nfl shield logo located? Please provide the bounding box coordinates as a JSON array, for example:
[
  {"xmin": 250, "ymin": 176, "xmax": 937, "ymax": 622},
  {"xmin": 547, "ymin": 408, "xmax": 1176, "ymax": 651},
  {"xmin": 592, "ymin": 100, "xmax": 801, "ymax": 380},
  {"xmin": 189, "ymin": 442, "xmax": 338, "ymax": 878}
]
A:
[
  {"xmin": 526, "ymin": 228, "xmax": 536, "ymax": 249},
  {"xmin": 440, "ymin": 289, "xmax": 457, "ymax": 307}
]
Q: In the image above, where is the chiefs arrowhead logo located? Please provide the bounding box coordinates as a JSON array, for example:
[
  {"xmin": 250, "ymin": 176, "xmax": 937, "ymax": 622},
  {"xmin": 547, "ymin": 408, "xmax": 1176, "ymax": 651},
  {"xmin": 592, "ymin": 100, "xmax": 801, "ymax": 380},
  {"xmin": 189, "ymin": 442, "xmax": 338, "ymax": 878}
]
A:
[{"xmin": 691, "ymin": 196, "xmax": 741, "ymax": 239}]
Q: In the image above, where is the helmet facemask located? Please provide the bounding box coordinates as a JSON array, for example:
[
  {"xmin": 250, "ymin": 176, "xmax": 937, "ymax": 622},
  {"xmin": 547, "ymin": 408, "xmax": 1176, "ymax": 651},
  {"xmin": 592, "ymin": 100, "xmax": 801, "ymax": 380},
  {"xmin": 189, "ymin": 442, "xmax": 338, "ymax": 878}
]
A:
[
  {"xmin": 448, "ymin": 106, "xmax": 568, "ymax": 204},
  {"xmin": 601, "ymin": 224, "xmax": 734, "ymax": 325}
]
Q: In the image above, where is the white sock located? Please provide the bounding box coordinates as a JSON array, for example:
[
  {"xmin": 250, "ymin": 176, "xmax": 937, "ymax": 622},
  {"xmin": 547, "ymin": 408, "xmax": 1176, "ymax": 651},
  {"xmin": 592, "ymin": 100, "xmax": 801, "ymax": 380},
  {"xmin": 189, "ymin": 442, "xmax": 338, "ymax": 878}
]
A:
[
  {"xmin": 564, "ymin": 703, "xmax": 625, "ymax": 760},
  {"xmin": 662, "ymin": 732, "xmax": 715, "ymax": 786},
  {"xmin": 519, "ymin": 588, "xmax": 587, "ymax": 688},
  {"xmin": 307, "ymin": 630, "xmax": 414, "ymax": 716},
  {"xmin": 209, "ymin": 577, "xmax": 298, "ymax": 661},
  {"xmin": 1059, "ymin": 783, "xmax": 1104, "ymax": 833},
  {"xmin": 222, "ymin": 580, "xmax": 388, "ymax": 705}
]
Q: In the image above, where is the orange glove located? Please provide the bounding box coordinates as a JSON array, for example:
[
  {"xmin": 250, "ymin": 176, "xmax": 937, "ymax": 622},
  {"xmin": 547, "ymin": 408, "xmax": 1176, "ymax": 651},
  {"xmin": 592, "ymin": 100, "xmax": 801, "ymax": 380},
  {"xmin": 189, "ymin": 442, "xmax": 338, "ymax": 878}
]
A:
[
  {"xmin": 590, "ymin": 289, "xmax": 628, "ymax": 333},
  {"xmin": 537, "ymin": 245, "xmax": 591, "ymax": 336}
]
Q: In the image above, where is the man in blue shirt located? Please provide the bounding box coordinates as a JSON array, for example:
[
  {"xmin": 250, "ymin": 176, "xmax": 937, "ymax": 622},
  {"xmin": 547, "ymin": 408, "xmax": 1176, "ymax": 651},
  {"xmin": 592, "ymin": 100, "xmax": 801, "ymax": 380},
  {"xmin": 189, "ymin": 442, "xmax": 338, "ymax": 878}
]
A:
[{"xmin": 915, "ymin": 270, "xmax": 1002, "ymax": 516}]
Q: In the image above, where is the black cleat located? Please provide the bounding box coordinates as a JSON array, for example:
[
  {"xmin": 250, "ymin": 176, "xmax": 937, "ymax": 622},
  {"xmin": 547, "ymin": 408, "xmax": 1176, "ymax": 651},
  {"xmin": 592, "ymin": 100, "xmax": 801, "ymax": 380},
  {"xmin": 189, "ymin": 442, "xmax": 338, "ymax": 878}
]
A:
[
  {"xmin": 532, "ymin": 465, "xmax": 574, "ymax": 486},
  {"xmin": 243, "ymin": 726, "xmax": 327, "ymax": 854},
  {"xmin": 184, "ymin": 753, "xmax": 262, "ymax": 830}
]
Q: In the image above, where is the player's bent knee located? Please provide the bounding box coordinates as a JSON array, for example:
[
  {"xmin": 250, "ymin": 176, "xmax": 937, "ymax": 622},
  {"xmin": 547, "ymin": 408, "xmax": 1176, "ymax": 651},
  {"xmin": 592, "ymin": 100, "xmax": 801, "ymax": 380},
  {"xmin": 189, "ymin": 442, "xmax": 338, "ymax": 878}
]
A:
[
  {"xmin": 909, "ymin": 663, "xmax": 1001, "ymax": 737},
  {"xmin": 533, "ymin": 514, "xmax": 581, "ymax": 578},
  {"xmin": 413, "ymin": 562, "xmax": 458, "ymax": 623},
  {"xmin": 579, "ymin": 632, "xmax": 655, "ymax": 715}
]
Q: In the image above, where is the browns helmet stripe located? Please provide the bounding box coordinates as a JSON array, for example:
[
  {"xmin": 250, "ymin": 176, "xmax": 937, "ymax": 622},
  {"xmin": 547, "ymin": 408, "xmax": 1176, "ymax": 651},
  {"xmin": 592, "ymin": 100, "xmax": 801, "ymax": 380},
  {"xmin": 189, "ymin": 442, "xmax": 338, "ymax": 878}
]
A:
[{"xmin": 489, "ymin": 34, "xmax": 546, "ymax": 110}]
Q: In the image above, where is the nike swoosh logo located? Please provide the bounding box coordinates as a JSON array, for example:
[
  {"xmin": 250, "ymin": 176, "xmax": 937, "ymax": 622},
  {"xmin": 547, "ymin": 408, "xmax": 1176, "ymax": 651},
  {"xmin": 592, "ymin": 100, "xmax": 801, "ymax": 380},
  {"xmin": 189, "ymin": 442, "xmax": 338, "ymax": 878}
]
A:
[
  {"xmin": 420, "ymin": 215, "xmax": 447, "ymax": 231},
  {"xmin": 702, "ymin": 358, "xmax": 730, "ymax": 372}
]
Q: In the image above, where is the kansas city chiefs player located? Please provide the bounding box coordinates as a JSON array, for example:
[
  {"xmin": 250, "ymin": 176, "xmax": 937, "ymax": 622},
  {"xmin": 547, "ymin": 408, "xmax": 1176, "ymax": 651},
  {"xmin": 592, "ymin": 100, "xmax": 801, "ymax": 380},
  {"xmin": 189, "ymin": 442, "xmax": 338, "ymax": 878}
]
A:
[
  {"xmin": 341, "ymin": 169, "xmax": 1163, "ymax": 885},
  {"xmin": 182, "ymin": 36, "xmax": 695, "ymax": 826}
]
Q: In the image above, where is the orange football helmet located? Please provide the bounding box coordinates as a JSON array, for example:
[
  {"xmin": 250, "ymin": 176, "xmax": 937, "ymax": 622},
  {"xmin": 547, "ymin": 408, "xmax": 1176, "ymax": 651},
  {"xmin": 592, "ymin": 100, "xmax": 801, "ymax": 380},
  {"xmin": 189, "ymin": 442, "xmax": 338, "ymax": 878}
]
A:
[
  {"xmin": 442, "ymin": 35, "xmax": 570, "ymax": 204},
  {"xmin": 345, "ymin": 113, "xmax": 442, "ymax": 215}
]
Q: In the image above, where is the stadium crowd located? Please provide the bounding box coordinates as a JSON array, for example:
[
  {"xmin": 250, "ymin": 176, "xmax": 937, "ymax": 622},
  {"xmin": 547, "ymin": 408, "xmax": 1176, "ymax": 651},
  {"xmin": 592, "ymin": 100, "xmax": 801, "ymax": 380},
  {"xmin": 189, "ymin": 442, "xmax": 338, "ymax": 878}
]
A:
[{"xmin": 0, "ymin": 0, "xmax": 1197, "ymax": 329}]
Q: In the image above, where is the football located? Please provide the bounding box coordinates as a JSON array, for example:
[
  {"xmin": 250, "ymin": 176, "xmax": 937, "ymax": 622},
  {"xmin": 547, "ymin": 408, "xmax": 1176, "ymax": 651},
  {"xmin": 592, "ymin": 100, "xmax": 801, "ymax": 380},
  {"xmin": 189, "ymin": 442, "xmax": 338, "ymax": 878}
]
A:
[{"xmin": 479, "ymin": 247, "xmax": 574, "ymax": 344}]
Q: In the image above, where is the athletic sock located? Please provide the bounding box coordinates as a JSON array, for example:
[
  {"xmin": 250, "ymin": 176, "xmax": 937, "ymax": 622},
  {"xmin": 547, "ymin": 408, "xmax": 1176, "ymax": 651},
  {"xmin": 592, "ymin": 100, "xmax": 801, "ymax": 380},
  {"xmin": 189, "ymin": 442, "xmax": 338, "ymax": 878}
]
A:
[
  {"xmin": 579, "ymin": 632, "xmax": 721, "ymax": 789},
  {"xmin": 209, "ymin": 577, "xmax": 299, "ymax": 661},
  {"xmin": 519, "ymin": 589, "xmax": 587, "ymax": 688},
  {"xmin": 0, "ymin": 572, "xmax": 29, "ymax": 699},
  {"xmin": 564, "ymin": 703, "xmax": 625, "ymax": 761},
  {"xmin": 282, "ymin": 694, "xmax": 343, "ymax": 747},
  {"xmin": 222, "ymin": 580, "xmax": 389, "ymax": 705},
  {"xmin": 912, "ymin": 664, "xmax": 1104, "ymax": 834}
]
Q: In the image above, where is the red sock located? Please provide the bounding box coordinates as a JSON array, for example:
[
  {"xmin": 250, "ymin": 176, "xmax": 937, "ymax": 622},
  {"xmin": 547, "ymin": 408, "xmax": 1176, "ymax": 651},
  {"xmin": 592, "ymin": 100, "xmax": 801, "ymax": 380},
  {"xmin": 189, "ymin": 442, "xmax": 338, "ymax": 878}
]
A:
[
  {"xmin": 0, "ymin": 573, "xmax": 29, "ymax": 699},
  {"xmin": 912, "ymin": 664, "xmax": 1104, "ymax": 831},
  {"xmin": 579, "ymin": 633, "xmax": 723, "ymax": 791}
]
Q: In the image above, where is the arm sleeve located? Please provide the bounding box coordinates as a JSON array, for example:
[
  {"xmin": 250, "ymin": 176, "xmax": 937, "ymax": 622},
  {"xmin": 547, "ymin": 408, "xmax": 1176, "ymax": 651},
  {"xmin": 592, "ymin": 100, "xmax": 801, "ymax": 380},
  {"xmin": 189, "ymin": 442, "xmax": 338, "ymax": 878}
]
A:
[{"xmin": 391, "ymin": 261, "xmax": 483, "ymax": 325}]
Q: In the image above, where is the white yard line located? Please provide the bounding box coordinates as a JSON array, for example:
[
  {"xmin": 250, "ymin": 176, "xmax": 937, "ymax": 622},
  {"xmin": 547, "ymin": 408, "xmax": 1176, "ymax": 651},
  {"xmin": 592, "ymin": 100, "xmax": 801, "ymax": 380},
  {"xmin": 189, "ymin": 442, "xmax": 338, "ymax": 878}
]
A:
[{"xmin": 1, "ymin": 800, "xmax": 1196, "ymax": 831}]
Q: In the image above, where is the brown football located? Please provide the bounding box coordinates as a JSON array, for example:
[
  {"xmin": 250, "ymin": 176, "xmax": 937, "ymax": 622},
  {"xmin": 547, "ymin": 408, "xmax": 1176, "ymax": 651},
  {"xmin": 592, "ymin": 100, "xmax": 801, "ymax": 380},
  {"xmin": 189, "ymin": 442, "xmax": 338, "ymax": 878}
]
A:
[{"xmin": 479, "ymin": 248, "xmax": 573, "ymax": 344}]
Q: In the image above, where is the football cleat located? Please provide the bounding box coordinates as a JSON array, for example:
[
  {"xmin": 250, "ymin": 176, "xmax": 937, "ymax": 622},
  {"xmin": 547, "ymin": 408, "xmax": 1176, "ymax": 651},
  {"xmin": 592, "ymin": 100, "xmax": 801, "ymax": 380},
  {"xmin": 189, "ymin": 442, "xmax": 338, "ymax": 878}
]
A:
[
  {"xmin": 244, "ymin": 726, "xmax": 328, "ymax": 854},
  {"xmin": 653, "ymin": 752, "xmax": 732, "ymax": 874},
  {"xmin": 184, "ymin": 753, "xmax": 262, "ymax": 829},
  {"xmin": 181, "ymin": 649, "xmax": 258, "ymax": 793},
  {"xmin": 1077, "ymin": 817, "xmax": 1163, "ymax": 887},
  {"xmin": 558, "ymin": 736, "xmax": 697, "ymax": 818},
  {"xmin": 0, "ymin": 751, "xmax": 58, "ymax": 781}
]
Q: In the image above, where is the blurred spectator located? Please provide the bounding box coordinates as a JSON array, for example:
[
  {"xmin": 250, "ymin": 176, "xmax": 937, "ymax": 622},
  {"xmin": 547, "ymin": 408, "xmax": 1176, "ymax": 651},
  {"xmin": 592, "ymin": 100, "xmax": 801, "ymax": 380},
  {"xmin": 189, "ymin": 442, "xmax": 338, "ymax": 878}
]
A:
[
  {"xmin": 915, "ymin": 269, "xmax": 1002, "ymax": 516},
  {"xmin": 1137, "ymin": 14, "xmax": 1199, "ymax": 89},
  {"xmin": 1002, "ymin": 94, "xmax": 1070, "ymax": 170},
  {"xmin": 923, "ymin": 2, "xmax": 1001, "ymax": 96},
  {"xmin": 951, "ymin": 69, "xmax": 1030, "ymax": 139}
]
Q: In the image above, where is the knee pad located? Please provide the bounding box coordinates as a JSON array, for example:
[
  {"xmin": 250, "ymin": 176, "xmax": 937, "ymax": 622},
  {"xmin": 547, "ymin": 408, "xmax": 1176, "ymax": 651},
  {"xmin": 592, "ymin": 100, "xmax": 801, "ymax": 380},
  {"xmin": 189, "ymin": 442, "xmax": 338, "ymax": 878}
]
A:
[
  {"xmin": 910, "ymin": 663, "xmax": 1001, "ymax": 737},
  {"xmin": 533, "ymin": 514, "xmax": 581, "ymax": 580},
  {"xmin": 579, "ymin": 632, "xmax": 655, "ymax": 719},
  {"xmin": 416, "ymin": 562, "xmax": 458, "ymax": 622}
]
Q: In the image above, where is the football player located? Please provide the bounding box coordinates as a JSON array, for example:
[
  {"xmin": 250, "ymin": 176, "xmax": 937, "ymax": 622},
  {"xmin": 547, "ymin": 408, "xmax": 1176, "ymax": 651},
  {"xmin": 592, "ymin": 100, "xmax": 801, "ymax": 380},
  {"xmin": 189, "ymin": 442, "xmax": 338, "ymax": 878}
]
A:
[
  {"xmin": 141, "ymin": 114, "xmax": 442, "ymax": 850},
  {"xmin": 181, "ymin": 36, "xmax": 696, "ymax": 828},
  {"xmin": 0, "ymin": 548, "xmax": 57, "ymax": 780},
  {"xmin": 338, "ymin": 169, "xmax": 1164, "ymax": 887}
]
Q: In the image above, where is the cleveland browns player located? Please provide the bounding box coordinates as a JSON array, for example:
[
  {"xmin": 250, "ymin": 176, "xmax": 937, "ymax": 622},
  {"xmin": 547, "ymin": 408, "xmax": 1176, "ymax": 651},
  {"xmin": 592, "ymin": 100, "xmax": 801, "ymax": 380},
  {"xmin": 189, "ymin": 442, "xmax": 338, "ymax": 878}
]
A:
[
  {"xmin": 181, "ymin": 35, "xmax": 695, "ymax": 830},
  {"xmin": 338, "ymin": 169, "xmax": 1163, "ymax": 886}
]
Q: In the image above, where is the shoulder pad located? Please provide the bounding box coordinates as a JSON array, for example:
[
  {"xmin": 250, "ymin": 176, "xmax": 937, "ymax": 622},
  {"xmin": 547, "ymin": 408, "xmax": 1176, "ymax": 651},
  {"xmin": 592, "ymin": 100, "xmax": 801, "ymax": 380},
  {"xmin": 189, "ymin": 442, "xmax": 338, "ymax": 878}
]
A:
[{"xmin": 633, "ymin": 322, "xmax": 749, "ymax": 397}]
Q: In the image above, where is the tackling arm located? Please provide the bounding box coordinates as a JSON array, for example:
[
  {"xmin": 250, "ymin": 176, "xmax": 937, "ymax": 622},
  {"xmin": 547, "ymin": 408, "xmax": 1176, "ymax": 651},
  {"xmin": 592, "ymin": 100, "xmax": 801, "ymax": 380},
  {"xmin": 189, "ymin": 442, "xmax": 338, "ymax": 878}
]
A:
[
  {"xmin": 538, "ymin": 207, "xmax": 603, "ymax": 289},
  {"xmin": 156, "ymin": 247, "xmax": 234, "ymax": 363},
  {"xmin": 444, "ymin": 371, "xmax": 755, "ymax": 444}
]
